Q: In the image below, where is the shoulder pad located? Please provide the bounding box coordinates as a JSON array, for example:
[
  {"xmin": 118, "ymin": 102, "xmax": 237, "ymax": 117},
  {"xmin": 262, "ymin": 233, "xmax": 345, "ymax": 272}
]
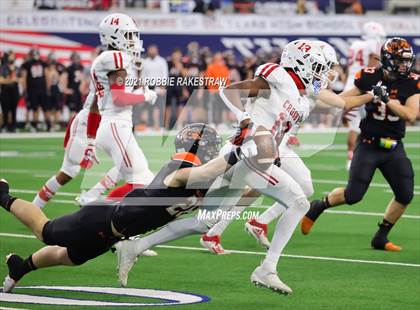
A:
[
  {"xmin": 93, "ymin": 51, "xmax": 132, "ymax": 73},
  {"xmin": 407, "ymin": 72, "xmax": 420, "ymax": 94},
  {"xmin": 354, "ymin": 67, "xmax": 381, "ymax": 91},
  {"xmin": 255, "ymin": 63, "xmax": 283, "ymax": 84}
]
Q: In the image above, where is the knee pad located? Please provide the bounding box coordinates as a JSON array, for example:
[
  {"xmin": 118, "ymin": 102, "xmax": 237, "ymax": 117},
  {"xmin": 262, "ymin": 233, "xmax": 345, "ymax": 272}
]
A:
[
  {"xmin": 60, "ymin": 161, "xmax": 80, "ymax": 179},
  {"xmin": 395, "ymin": 191, "xmax": 413, "ymax": 206},
  {"xmin": 254, "ymin": 128, "xmax": 276, "ymax": 171},
  {"xmin": 301, "ymin": 181, "xmax": 314, "ymax": 198},
  {"xmin": 193, "ymin": 216, "xmax": 211, "ymax": 233},
  {"xmin": 294, "ymin": 196, "xmax": 310, "ymax": 214},
  {"xmin": 344, "ymin": 189, "xmax": 362, "ymax": 205}
]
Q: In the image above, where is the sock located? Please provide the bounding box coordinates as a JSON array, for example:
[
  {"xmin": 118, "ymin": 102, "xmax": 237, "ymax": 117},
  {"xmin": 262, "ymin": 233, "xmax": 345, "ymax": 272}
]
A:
[
  {"xmin": 0, "ymin": 180, "xmax": 17, "ymax": 211},
  {"xmin": 375, "ymin": 218, "xmax": 394, "ymax": 240},
  {"xmin": 7, "ymin": 254, "xmax": 37, "ymax": 281},
  {"xmin": 107, "ymin": 183, "xmax": 142, "ymax": 201},
  {"xmin": 258, "ymin": 202, "xmax": 287, "ymax": 225},
  {"xmin": 134, "ymin": 217, "xmax": 209, "ymax": 255},
  {"xmin": 82, "ymin": 167, "xmax": 120, "ymax": 201},
  {"xmin": 0, "ymin": 194, "xmax": 16, "ymax": 212},
  {"xmin": 33, "ymin": 176, "xmax": 61, "ymax": 208},
  {"xmin": 207, "ymin": 206, "xmax": 246, "ymax": 237},
  {"xmin": 261, "ymin": 198, "xmax": 309, "ymax": 272},
  {"xmin": 324, "ymin": 195, "xmax": 332, "ymax": 208},
  {"xmin": 207, "ymin": 218, "xmax": 234, "ymax": 237}
]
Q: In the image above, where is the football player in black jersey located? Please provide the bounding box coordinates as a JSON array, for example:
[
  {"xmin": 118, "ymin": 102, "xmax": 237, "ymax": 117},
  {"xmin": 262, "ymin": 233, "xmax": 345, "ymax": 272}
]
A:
[
  {"xmin": 0, "ymin": 123, "xmax": 255, "ymax": 293},
  {"xmin": 61, "ymin": 52, "xmax": 84, "ymax": 116},
  {"xmin": 21, "ymin": 48, "xmax": 51, "ymax": 131},
  {"xmin": 301, "ymin": 37, "xmax": 419, "ymax": 251}
]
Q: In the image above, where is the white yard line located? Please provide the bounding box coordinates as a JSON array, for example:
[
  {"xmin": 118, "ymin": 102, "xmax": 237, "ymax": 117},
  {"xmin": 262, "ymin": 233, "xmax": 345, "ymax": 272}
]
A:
[
  {"xmin": 157, "ymin": 245, "xmax": 420, "ymax": 268},
  {"xmin": 7, "ymin": 188, "xmax": 420, "ymax": 219},
  {"xmin": 0, "ymin": 232, "xmax": 418, "ymax": 268},
  {"xmin": 312, "ymin": 178, "xmax": 420, "ymax": 190}
]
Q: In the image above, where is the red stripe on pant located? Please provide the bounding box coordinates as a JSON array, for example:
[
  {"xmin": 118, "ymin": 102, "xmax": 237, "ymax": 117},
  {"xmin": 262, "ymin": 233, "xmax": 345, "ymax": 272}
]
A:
[
  {"xmin": 111, "ymin": 123, "xmax": 132, "ymax": 168},
  {"xmin": 110, "ymin": 123, "xmax": 130, "ymax": 168},
  {"xmin": 244, "ymin": 158, "xmax": 278, "ymax": 185}
]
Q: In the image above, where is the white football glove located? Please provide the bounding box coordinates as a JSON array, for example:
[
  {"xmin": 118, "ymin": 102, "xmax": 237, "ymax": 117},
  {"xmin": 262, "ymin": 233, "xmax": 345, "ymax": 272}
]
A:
[
  {"xmin": 238, "ymin": 139, "xmax": 258, "ymax": 159},
  {"xmin": 144, "ymin": 87, "xmax": 158, "ymax": 105}
]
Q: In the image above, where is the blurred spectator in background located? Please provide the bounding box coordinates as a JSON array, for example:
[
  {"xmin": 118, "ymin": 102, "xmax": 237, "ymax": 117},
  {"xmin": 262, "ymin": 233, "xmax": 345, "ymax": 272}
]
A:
[
  {"xmin": 335, "ymin": 0, "xmax": 364, "ymax": 14},
  {"xmin": 185, "ymin": 42, "xmax": 201, "ymax": 68},
  {"xmin": 0, "ymin": 51, "xmax": 19, "ymax": 132},
  {"xmin": 296, "ymin": 0, "xmax": 308, "ymax": 14},
  {"xmin": 239, "ymin": 55, "xmax": 257, "ymax": 80},
  {"xmin": 21, "ymin": 48, "xmax": 51, "ymax": 131},
  {"xmin": 232, "ymin": 0, "xmax": 255, "ymax": 13},
  {"xmin": 185, "ymin": 62, "xmax": 207, "ymax": 123},
  {"xmin": 46, "ymin": 52, "xmax": 64, "ymax": 131},
  {"xmin": 204, "ymin": 52, "xmax": 230, "ymax": 127},
  {"xmin": 34, "ymin": 0, "xmax": 57, "ymax": 10},
  {"xmin": 139, "ymin": 44, "xmax": 169, "ymax": 130},
  {"xmin": 60, "ymin": 52, "xmax": 84, "ymax": 118},
  {"xmin": 165, "ymin": 48, "xmax": 187, "ymax": 129},
  {"xmin": 80, "ymin": 46, "xmax": 105, "ymax": 100},
  {"xmin": 193, "ymin": 0, "xmax": 217, "ymax": 15}
]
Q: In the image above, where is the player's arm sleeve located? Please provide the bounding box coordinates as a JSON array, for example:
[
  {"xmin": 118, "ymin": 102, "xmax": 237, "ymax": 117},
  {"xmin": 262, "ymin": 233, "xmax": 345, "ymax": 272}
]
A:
[
  {"xmin": 87, "ymin": 95, "xmax": 100, "ymax": 139},
  {"xmin": 95, "ymin": 52, "xmax": 146, "ymax": 107},
  {"xmin": 167, "ymin": 145, "xmax": 256, "ymax": 187},
  {"xmin": 353, "ymin": 69, "xmax": 372, "ymax": 92},
  {"xmin": 108, "ymin": 69, "xmax": 146, "ymax": 106}
]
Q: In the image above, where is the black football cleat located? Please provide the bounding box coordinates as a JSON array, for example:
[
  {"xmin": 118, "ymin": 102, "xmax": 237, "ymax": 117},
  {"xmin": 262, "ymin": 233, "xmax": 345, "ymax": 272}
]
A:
[
  {"xmin": 301, "ymin": 199, "xmax": 327, "ymax": 235},
  {"xmin": 0, "ymin": 179, "xmax": 9, "ymax": 196},
  {"xmin": 3, "ymin": 254, "xmax": 25, "ymax": 293},
  {"xmin": 371, "ymin": 230, "xmax": 401, "ymax": 252}
]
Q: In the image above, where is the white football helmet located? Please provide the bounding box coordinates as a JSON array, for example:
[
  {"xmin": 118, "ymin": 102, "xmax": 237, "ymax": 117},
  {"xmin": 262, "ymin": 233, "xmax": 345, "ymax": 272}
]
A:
[
  {"xmin": 99, "ymin": 13, "xmax": 143, "ymax": 60},
  {"xmin": 313, "ymin": 40, "xmax": 339, "ymax": 83},
  {"xmin": 281, "ymin": 40, "xmax": 329, "ymax": 94},
  {"xmin": 362, "ymin": 21, "xmax": 386, "ymax": 43}
]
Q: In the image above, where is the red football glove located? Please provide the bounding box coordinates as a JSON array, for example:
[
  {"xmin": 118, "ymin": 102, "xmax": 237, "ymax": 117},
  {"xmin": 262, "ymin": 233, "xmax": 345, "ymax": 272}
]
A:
[
  {"xmin": 287, "ymin": 135, "xmax": 300, "ymax": 146},
  {"xmin": 80, "ymin": 139, "xmax": 99, "ymax": 169},
  {"xmin": 229, "ymin": 120, "xmax": 253, "ymax": 146}
]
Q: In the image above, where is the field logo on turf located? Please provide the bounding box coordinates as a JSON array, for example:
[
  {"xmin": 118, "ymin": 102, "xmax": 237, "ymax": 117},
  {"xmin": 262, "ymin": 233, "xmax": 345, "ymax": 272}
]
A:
[{"xmin": 0, "ymin": 286, "xmax": 210, "ymax": 307}]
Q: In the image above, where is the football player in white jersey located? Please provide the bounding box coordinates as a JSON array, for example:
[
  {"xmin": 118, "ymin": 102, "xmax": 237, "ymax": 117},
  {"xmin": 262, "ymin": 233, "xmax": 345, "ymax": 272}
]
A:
[
  {"xmin": 33, "ymin": 83, "xmax": 120, "ymax": 208},
  {"xmin": 115, "ymin": 40, "xmax": 331, "ymax": 294},
  {"xmin": 344, "ymin": 21, "xmax": 386, "ymax": 170},
  {"xmin": 89, "ymin": 13, "xmax": 157, "ymax": 198},
  {"xmin": 200, "ymin": 40, "xmax": 351, "ymax": 253}
]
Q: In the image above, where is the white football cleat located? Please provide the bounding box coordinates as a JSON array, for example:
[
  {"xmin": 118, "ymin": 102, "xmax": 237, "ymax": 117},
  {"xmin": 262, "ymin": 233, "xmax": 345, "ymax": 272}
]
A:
[
  {"xmin": 245, "ymin": 219, "xmax": 271, "ymax": 249},
  {"xmin": 200, "ymin": 234, "xmax": 227, "ymax": 255},
  {"xmin": 115, "ymin": 240, "xmax": 139, "ymax": 287},
  {"xmin": 140, "ymin": 249, "xmax": 158, "ymax": 257},
  {"xmin": 75, "ymin": 191, "xmax": 98, "ymax": 207},
  {"xmin": 346, "ymin": 159, "xmax": 352, "ymax": 171},
  {"xmin": 251, "ymin": 266, "xmax": 292, "ymax": 295},
  {"xmin": 2, "ymin": 275, "xmax": 17, "ymax": 293}
]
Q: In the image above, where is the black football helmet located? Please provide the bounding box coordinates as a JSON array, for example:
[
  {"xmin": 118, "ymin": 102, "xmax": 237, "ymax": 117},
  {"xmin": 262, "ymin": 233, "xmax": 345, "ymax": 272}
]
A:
[
  {"xmin": 174, "ymin": 123, "xmax": 222, "ymax": 164},
  {"xmin": 380, "ymin": 37, "xmax": 415, "ymax": 79}
]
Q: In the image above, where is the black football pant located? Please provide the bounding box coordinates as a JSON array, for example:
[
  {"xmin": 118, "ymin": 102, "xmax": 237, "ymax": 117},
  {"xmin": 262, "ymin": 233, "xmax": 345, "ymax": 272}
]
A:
[{"xmin": 344, "ymin": 139, "xmax": 414, "ymax": 206}]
